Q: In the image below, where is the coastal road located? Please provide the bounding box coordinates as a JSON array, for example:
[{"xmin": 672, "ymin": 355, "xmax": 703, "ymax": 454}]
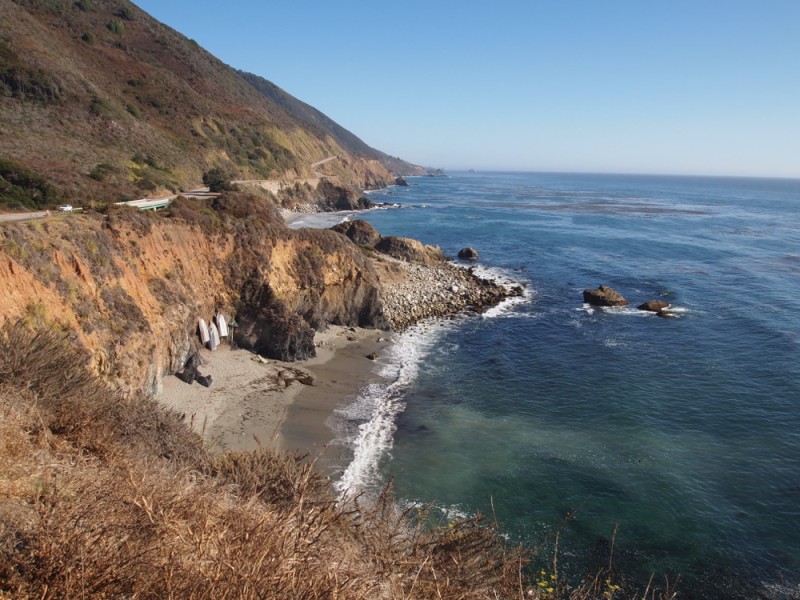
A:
[
  {"xmin": 2, "ymin": 156, "xmax": 332, "ymax": 219},
  {"xmin": 310, "ymin": 155, "xmax": 338, "ymax": 169},
  {"xmin": 0, "ymin": 211, "xmax": 49, "ymax": 223}
]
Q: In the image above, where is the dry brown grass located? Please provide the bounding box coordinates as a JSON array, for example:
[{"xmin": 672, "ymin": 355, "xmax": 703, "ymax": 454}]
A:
[{"xmin": 0, "ymin": 322, "xmax": 679, "ymax": 599}]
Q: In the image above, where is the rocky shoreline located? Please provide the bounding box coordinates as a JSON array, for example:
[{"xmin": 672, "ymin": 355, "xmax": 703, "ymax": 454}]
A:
[
  {"xmin": 328, "ymin": 218, "xmax": 525, "ymax": 331},
  {"xmin": 378, "ymin": 259, "xmax": 524, "ymax": 331}
]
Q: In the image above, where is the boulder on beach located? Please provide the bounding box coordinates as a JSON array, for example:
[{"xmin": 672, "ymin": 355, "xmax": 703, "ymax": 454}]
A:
[
  {"xmin": 583, "ymin": 285, "xmax": 629, "ymax": 307},
  {"xmin": 638, "ymin": 300, "xmax": 670, "ymax": 313},
  {"xmin": 457, "ymin": 247, "xmax": 480, "ymax": 260},
  {"xmin": 331, "ymin": 219, "xmax": 382, "ymax": 247}
]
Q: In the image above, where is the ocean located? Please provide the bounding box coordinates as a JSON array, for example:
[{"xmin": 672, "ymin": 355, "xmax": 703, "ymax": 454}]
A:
[{"xmin": 304, "ymin": 172, "xmax": 800, "ymax": 598}]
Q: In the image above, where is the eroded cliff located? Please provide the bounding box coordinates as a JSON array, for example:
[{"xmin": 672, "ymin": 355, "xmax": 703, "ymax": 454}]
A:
[{"xmin": 0, "ymin": 193, "xmax": 384, "ymax": 394}]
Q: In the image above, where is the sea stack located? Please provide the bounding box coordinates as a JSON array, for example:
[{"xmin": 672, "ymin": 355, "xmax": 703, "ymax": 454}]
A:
[
  {"xmin": 583, "ymin": 285, "xmax": 629, "ymax": 307},
  {"xmin": 638, "ymin": 300, "xmax": 670, "ymax": 313}
]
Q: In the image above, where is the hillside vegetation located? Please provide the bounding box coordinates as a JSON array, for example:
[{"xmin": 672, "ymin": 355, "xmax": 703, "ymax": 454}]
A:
[{"xmin": 0, "ymin": 0, "xmax": 424, "ymax": 208}]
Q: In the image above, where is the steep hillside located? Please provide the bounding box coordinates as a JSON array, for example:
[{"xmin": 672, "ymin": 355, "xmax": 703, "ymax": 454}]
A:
[
  {"xmin": 239, "ymin": 71, "xmax": 429, "ymax": 177},
  {"xmin": 0, "ymin": 0, "xmax": 424, "ymax": 208}
]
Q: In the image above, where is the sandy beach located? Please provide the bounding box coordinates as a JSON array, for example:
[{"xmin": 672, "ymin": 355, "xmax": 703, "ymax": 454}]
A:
[{"xmin": 158, "ymin": 325, "xmax": 391, "ymax": 467}]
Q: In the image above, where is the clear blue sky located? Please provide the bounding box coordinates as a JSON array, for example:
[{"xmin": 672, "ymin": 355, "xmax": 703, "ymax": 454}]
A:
[{"xmin": 134, "ymin": 1, "xmax": 800, "ymax": 178}]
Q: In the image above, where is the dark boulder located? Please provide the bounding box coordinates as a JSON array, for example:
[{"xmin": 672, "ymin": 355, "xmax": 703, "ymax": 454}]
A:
[
  {"xmin": 184, "ymin": 352, "xmax": 201, "ymax": 371},
  {"xmin": 366, "ymin": 352, "xmax": 379, "ymax": 360},
  {"xmin": 196, "ymin": 374, "xmax": 213, "ymax": 388},
  {"xmin": 331, "ymin": 219, "xmax": 382, "ymax": 247},
  {"xmin": 175, "ymin": 353, "xmax": 201, "ymax": 384},
  {"xmin": 175, "ymin": 368, "xmax": 196, "ymax": 385},
  {"xmin": 583, "ymin": 285, "xmax": 629, "ymax": 307},
  {"xmin": 638, "ymin": 300, "xmax": 670, "ymax": 313},
  {"xmin": 394, "ymin": 176, "xmax": 409, "ymax": 187},
  {"xmin": 375, "ymin": 236, "xmax": 446, "ymax": 265},
  {"xmin": 457, "ymin": 247, "xmax": 479, "ymax": 260}
]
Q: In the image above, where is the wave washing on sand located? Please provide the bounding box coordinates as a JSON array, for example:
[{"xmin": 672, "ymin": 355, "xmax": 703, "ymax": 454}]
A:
[
  {"xmin": 333, "ymin": 274, "xmax": 533, "ymax": 497},
  {"xmin": 332, "ymin": 321, "xmax": 447, "ymax": 496}
]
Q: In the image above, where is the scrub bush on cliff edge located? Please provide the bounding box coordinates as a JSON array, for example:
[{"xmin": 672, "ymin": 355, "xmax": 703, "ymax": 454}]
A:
[{"xmin": 0, "ymin": 158, "xmax": 60, "ymax": 210}]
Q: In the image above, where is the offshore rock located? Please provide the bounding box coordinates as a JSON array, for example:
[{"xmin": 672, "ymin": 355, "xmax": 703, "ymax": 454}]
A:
[
  {"xmin": 375, "ymin": 236, "xmax": 446, "ymax": 265},
  {"xmin": 583, "ymin": 285, "xmax": 629, "ymax": 307},
  {"xmin": 331, "ymin": 220, "xmax": 382, "ymax": 247},
  {"xmin": 638, "ymin": 300, "xmax": 670, "ymax": 312},
  {"xmin": 395, "ymin": 176, "xmax": 409, "ymax": 187},
  {"xmin": 458, "ymin": 247, "xmax": 479, "ymax": 260}
]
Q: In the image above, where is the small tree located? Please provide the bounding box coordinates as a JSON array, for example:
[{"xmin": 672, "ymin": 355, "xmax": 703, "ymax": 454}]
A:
[{"xmin": 202, "ymin": 168, "xmax": 236, "ymax": 193}]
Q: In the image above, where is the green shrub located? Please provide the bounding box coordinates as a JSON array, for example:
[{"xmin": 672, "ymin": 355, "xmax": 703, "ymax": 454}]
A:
[
  {"xmin": 88, "ymin": 163, "xmax": 116, "ymax": 181},
  {"xmin": 0, "ymin": 43, "xmax": 61, "ymax": 102},
  {"xmin": 106, "ymin": 20, "xmax": 125, "ymax": 35},
  {"xmin": 116, "ymin": 6, "xmax": 134, "ymax": 20},
  {"xmin": 125, "ymin": 103, "xmax": 142, "ymax": 119},
  {"xmin": 136, "ymin": 178, "xmax": 156, "ymax": 191},
  {"xmin": 81, "ymin": 31, "xmax": 95, "ymax": 44},
  {"xmin": 89, "ymin": 95, "xmax": 117, "ymax": 118},
  {"xmin": 132, "ymin": 153, "xmax": 161, "ymax": 169},
  {"xmin": 74, "ymin": 0, "xmax": 94, "ymax": 11},
  {"xmin": 0, "ymin": 157, "xmax": 60, "ymax": 210},
  {"xmin": 202, "ymin": 167, "xmax": 237, "ymax": 193}
]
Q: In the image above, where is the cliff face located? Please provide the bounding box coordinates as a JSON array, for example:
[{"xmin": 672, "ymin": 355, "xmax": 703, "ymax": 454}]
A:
[{"xmin": 0, "ymin": 194, "xmax": 384, "ymax": 394}]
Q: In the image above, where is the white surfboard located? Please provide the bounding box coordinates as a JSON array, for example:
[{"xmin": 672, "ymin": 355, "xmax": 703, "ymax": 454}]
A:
[
  {"xmin": 198, "ymin": 318, "xmax": 210, "ymax": 344},
  {"xmin": 209, "ymin": 323, "xmax": 220, "ymax": 351},
  {"xmin": 217, "ymin": 313, "xmax": 228, "ymax": 337}
]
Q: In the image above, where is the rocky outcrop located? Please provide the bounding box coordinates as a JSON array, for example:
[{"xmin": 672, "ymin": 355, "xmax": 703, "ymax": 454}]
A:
[
  {"xmin": 638, "ymin": 300, "xmax": 670, "ymax": 313},
  {"xmin": 583, "ymin": 285, "xmax": 629, "ymax": 307},
  {"xmin": 331, "ymin": 220, "xmax": 382, "ymax": 247},
  {"xmin": 458, "ymin": 247, "xmax": 479, "ymax": 260},
  {"xmin": 394, "ymin": 177, "xmax": 409, "ymax": 187},
  {"xmin": 375, "ymin": 236, "xmax": 445, "ymax": 266},
  {"xmin": 315, "ymin": 180, "xmax": 372, "ymax": 211},
  {"xmin": 234, "ymin": 284, "xmax": 316, "ymax": 362},
  {"xmin": 377, "ymin": 260, "xmax": 523, "ymax": 330}
]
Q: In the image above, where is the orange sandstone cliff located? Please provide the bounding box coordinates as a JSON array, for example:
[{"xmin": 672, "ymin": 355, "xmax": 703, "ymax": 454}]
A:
[{"xmin": 0, "ymin": 193, "xmax": 384, "ymax": 394}]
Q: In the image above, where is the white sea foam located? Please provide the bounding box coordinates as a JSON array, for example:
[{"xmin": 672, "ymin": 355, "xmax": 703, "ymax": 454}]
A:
[
  {"xmin": 581, "ymin": 303, "xmax": 663, "ymax": 317},
  {"xmin": 605, "ymin": 306, "xmax": 655, "ymax": 317},
  {"xmin": 286, "ymin": 211, "xmax": 353, "ymax": 230},
  {"xmin": 286, "ymin": 203, "xmax": 401, "ymax": 230},
  {"xmin": 462, "ymin": 263, "xmax": 535, "ymax": 320},
  {"xmin": 334, "ymin": 322, "xmax": 449, "ymax": 497}
]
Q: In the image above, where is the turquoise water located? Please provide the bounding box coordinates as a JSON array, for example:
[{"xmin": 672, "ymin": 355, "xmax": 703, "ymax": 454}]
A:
[{"xmin": 329, "ymin": 172, "xmax": 800, "ymax": 598}]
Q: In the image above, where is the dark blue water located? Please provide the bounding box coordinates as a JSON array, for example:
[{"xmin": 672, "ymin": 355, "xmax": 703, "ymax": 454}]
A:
[{"xmin": 334, "ymin": 172, "xmax": 800, "ymax": 598}]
